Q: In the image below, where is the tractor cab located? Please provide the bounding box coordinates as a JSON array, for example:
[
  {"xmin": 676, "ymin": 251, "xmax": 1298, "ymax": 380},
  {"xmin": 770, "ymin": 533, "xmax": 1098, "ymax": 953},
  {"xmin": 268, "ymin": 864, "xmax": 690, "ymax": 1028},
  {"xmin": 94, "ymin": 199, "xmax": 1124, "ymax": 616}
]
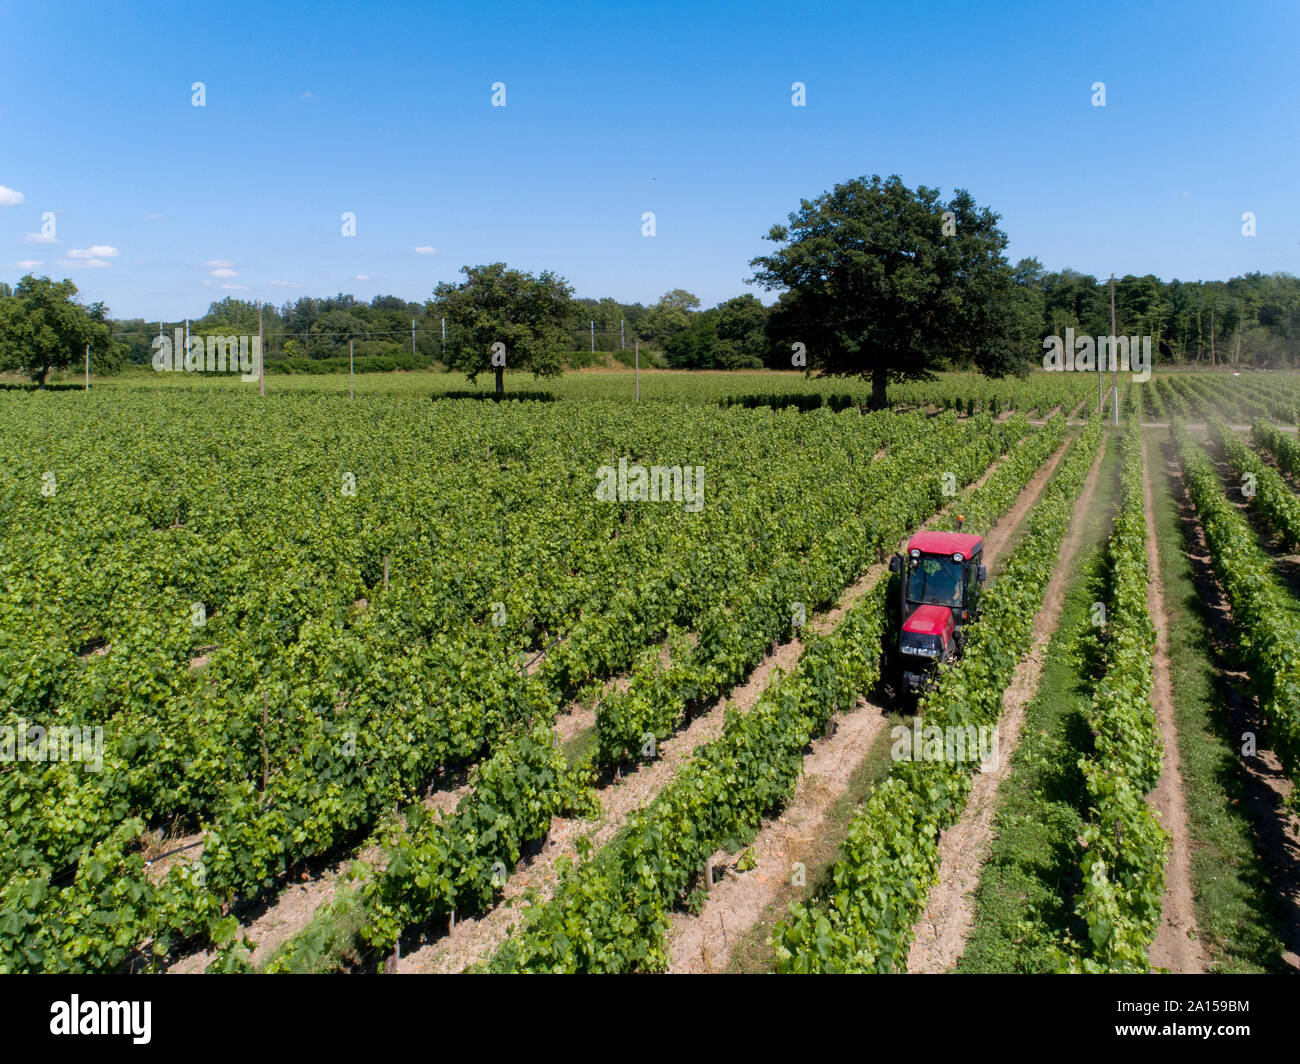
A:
[{"xmin": 887, "ymin": 523, "xmax": 987, "ymax": 696}]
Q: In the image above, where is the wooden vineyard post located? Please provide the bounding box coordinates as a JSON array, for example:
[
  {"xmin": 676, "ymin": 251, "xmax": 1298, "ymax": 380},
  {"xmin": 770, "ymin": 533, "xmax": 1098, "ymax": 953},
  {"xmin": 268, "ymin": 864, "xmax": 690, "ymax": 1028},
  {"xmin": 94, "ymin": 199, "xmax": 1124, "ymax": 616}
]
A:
[
  {"xmin": 1110, "ymin": 274, "xmax": 1119, "ymax": 426},
  {"xmin": 258, "ymin": 301, "xmax": 264, "ymax": 397}
]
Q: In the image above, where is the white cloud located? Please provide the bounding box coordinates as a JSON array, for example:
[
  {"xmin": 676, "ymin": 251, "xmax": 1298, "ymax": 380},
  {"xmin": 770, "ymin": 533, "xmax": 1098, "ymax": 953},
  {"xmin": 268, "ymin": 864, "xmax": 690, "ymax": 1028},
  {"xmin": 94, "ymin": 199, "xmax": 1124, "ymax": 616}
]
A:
[
  {"xmin": 355, "ymin": 274, "xmax": 371, "ymax": 281},
  {"xmin": 145, "ymin": 212, "xmax": 166, "ymax": 220},
  {"xmin": 12, "ymin": 260, "xmax": 43, "ymax": 269},
  {"xmin": 0, "ymin": 186, "xmax": 25, "ymax": 207},
  {"xmin": 300, "ymin": 91, "xmax": 313, "ymax": 99},
  {"xmin": 20, "ymin": 232, "xmax": 56, "ymax": 244},
  {"xmin": 58, "ymin": 257, "xmax": 110, "ymax": 268},
  {"xmin": 268, "ymin": 279, "xmax": 304, "ymax": 288},
  {"xmin": 210, "ymin": 267, "xmax": 238, "ymax": 278},
  {"xmin": 68, "ymin": 246, "xmax": 119, "ymax": 259},
  {"xmin": 203, "ymin": 259, "xmax": 234, "ymax": 268},
  {"xmin": 221, "ymin": 284, "xmax": 249, "ymax": 290},
  {"xmin": 413, "ymin": 246, "xmax": 437, "ymax": 254}
]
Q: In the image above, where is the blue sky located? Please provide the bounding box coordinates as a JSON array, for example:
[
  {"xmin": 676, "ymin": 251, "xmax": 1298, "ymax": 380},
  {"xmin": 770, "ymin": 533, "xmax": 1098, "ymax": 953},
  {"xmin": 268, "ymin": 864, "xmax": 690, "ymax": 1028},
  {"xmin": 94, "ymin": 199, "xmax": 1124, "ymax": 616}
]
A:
[{"xmin": 1, "ymin": 0, "xmax": 1296, "ymax": 320}]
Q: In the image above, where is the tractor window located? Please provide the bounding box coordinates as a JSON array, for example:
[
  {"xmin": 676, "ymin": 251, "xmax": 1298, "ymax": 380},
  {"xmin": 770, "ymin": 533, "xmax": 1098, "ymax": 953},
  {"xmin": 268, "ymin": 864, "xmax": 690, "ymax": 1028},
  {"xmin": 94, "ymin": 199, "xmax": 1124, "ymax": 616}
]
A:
[{"xmin": 907, "ymin": 556, "xmax": 964, "ymax": 607}]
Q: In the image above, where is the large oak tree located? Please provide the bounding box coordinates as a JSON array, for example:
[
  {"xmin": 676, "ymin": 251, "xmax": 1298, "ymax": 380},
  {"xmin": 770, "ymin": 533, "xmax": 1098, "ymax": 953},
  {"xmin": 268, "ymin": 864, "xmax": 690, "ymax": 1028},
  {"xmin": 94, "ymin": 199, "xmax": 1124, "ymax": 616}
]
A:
[{"xmin": 750, "ymin": 175, "xmax": 1036, "ymax": 408}]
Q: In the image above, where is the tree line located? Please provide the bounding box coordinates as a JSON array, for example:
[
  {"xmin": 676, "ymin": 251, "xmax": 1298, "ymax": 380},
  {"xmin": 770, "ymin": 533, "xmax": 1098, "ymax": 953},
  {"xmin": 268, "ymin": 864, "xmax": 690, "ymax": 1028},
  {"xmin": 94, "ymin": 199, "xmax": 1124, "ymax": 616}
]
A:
[{"xmin": 4, "ymin": 173, "xmax": 1300, "ymax": 391}]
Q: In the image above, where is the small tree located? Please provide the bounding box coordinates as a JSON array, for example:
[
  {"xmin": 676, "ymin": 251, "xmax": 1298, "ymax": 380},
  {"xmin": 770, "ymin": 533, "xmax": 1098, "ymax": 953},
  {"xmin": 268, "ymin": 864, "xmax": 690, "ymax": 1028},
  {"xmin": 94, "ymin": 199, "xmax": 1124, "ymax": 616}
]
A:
[
  {"xmin": 750, "ymin": 175, "xmax": 1034, "ymax": 408},
  {"xmin": 663, "ymin": 311, "xmax": 720, "ymax": 368},
  {"xmin": 714, "ymin": 294, "xmax": 768, "ymax": 369},
  {"xmin": 640, "ymin": 289, "xmax": 701, "ymax": 346},
  {"xmin": 0, "ymin": 275, "xmax": 117, "ymax": 385},
  {"xmin": 431, "ymin": 263, "xmax": 577, "ymax": 398}
]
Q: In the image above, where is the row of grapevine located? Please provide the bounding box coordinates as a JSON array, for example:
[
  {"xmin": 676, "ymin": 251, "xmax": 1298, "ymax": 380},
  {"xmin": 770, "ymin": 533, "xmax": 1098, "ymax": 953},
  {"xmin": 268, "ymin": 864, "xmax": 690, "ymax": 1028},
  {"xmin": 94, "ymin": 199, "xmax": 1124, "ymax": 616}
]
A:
[
  {"xmin": 1156, "ymin": 377, "xmax": 1192, "ymax": 419},
  {"xmin": 1143, "ymin": 379, "xmax": 1167, "ymax": 422},
  {"xmin": 1055, "ymin": 415, "xmax": 1167, "ymax": 972},
  {"xmin": 1209, "ymin": 417, "xmax": 1300, "ymax": 548},
  {"xmin": 1251, "ymin": 418, "xmax": 1300, "ymax": 480},
  {"xmin": 770, "ymin": 417, "xmax": 1104, "ymax": 972},
  {"xmin": 1122, "ymin": 379, "xmax": 1142, "ymax": 420},
  {"xmin": 1173, "ymin": 424, "xmax": 1300, "ymax": 804}
]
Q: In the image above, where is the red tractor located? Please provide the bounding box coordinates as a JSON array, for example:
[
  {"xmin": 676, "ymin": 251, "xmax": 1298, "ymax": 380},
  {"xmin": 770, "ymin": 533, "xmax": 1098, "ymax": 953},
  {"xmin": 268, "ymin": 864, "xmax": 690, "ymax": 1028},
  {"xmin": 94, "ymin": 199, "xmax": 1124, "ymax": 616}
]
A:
[{"xmin": 887, "ymin": 519, "xmax": 987, "ymax": 697}]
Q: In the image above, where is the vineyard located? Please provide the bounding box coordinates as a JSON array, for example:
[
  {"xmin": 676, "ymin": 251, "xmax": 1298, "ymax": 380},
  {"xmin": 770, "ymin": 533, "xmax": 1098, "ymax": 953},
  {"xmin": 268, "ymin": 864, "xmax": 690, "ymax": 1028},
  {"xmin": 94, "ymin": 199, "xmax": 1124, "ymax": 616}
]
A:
[{"xmin": 2, "ymin": 368, "xmax": 1299, "ymax": 975}]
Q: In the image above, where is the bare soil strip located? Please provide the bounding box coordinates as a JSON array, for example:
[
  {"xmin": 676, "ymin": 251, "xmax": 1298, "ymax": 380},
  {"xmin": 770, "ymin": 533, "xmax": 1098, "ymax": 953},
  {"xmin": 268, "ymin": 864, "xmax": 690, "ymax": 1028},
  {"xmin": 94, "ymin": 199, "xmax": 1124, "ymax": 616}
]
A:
[
  {"xmin": 663, "ymin": 436, "xmax": 1073, "ymax": 973},
  {"xmin": 1143, "ymin": 433, "xmax": 1207, "ymax": 973},
  {"xmin": 905, "ymin": 437, "xmax": 1104, "ymax": 973},
  {"xmin": 1166, "ymin": 439, "xmax": 1300, "ymax": 968}
]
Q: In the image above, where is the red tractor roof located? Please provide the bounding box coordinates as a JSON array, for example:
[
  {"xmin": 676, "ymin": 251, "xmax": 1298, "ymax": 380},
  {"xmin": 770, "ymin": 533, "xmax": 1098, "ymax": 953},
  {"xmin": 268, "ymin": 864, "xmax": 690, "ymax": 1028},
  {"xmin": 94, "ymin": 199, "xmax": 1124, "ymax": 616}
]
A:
[{"xmin": 907, "ymin": 530, "xmax": 984, "ymax": 558}]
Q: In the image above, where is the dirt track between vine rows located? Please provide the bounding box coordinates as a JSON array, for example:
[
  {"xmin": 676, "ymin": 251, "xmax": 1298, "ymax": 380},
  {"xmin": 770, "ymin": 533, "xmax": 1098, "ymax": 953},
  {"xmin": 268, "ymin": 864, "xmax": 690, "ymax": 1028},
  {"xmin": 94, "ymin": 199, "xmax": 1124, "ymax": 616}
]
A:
[{"xmin": 1143, "ymin": 433, "xmax": 1206, "ymax": 973}]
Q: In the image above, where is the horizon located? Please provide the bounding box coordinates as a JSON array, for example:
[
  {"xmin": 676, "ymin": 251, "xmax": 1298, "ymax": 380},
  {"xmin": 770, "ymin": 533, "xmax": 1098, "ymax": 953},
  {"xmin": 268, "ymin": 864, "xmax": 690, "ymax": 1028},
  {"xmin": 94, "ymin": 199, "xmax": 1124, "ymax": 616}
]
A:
[{"xmin": 2, "ymin": 0, "xmax": 1297, "ymax": 320}]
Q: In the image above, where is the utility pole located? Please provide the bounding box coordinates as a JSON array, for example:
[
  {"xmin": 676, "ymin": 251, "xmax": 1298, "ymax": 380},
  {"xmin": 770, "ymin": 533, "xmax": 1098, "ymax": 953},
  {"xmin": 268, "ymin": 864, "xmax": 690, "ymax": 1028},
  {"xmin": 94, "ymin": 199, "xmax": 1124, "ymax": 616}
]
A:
[
  {"xmin": 1210, "ymin": 309, "xmax": 1215, "ymax": 367},
  {"xmin": 635, "ymin": 340, "xmax": 640, "ymax": 402},
  {"xmin": 620, "ymin": 317, "xmax": 625, "ymax": 350},
  {"xmin": 349, "ymin": 339, "xmax": 354, "ymax": 399},
  {"xmin": 1110, "ymin": 274, "xmax": 1118, "ymax": 425},
  {"xmin": 85, "ymin": 343, "xmax": 89, "ymax": 390},
  {"xmin": 590, "ymin": 320, "xmax": 595, "ymax": 354},
  {"xmin": 258, "ymin": 301, "xmax": 264, "ymax": 396},
  {"xmin": 441, "ymin": 317, "xmax": 446, "ymax": 355},
  {"xmin": 411, "ymin": 318, "xmax": 416, "ymax": 360}
]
